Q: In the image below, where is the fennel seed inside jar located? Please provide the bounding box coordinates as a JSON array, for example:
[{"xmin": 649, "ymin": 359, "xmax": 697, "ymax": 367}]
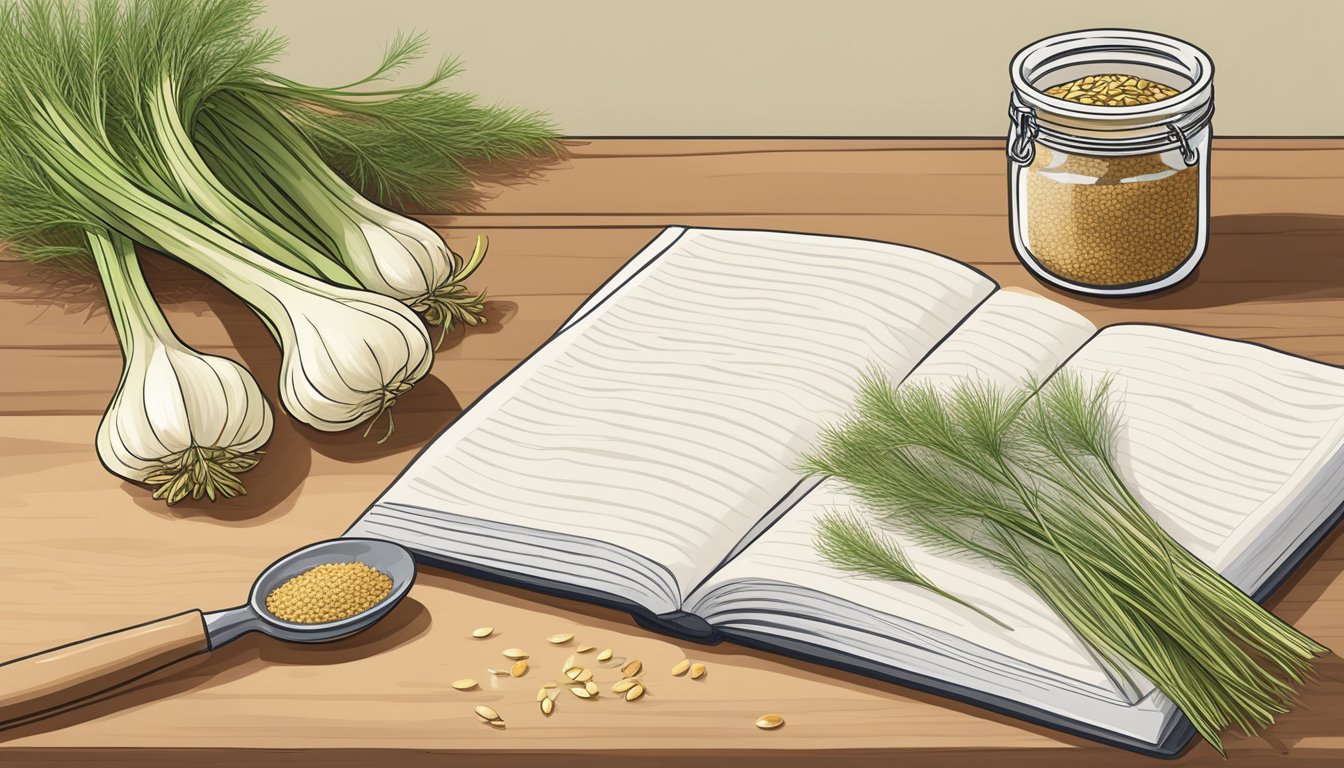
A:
[
  {"xmin": 1008, "ymin": 31, "xmax": 1214, "ymax": 296},
  {"xmin": 1024, "ymin": 139, "xmax": 1200, "ymax": 286},
  {"xmin": 265, "ymin": 561, "xmax": 393, "ymax": 624}
]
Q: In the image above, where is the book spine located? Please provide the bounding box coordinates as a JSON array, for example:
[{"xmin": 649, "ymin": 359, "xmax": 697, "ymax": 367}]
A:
[{"xmin": 632, "ymin": 611, "xmax": 720, "ymax": 644}]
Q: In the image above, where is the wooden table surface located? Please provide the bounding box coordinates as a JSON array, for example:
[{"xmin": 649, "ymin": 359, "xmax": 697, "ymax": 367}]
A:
[{"xmin": 2, "ymin": 138, "xmax": 1343, "ymax": 766}]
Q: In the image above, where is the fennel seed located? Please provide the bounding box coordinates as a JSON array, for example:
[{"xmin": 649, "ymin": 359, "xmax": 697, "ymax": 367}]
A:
[
  {"xmin": 1042, "ymin": 73, "xmax": 1181, "ymax": 106},
  {"xmin": 611, "ymin": 678, "xmax": 637, "ymax": 694},
  {"xmin": 474, "ymin": 705, "xmax": 501, "ymax": 722},
  {"xmin": 264, "ymin": 562, "xmax": 391, "ymax": 624},
  {"xmin": 755, "ymin": 714, "xmax": 784, "ymax": 730},
  {"xmin": 1024, "ymin": 146, "xmax": 1199, "ymax": 286}
]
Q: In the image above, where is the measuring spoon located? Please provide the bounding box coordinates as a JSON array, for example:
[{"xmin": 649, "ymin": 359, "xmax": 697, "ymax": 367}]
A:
[{"xmin": 0, "ymin": 538, "xmax": 415, "ymax": 728}]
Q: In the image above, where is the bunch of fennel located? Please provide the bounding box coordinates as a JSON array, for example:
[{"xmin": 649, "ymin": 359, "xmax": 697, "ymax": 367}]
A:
[
  {"xmin": 0, "ymin": 0, "xmax": 558, "ymax": 503},
  {"xmin": 805, "ymin": 373, "xmax": 1326, "ymax": 752}
]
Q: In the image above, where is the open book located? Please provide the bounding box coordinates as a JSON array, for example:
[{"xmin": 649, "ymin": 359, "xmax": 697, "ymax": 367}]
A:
[{"xmin": 346, "ymin": 227, "xmax": 1344, "ymax": 756}]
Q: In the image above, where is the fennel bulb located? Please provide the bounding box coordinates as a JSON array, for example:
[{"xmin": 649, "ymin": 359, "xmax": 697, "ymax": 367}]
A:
[
  {"xmin": 24, "ymin": 82, "xmax": 434, "ymax": 435},
  {"xmin": 90, "ymin": 229, "xmax": 272, "ymax": 503},
  {"xmin": 195, "ymin": 90, "xmax": 488, "ymax": 333},
  {"xmin": 265, "ymin": 274, "xmax": 435, "ymax": 435}
]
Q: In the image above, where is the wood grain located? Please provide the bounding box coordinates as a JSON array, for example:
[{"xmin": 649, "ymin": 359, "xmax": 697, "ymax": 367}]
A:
[{"xmin": 1, "ymin": 139, "xmax": 1343, "ymax": 766}]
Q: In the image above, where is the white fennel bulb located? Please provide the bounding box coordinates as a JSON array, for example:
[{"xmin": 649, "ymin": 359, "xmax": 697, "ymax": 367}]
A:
[
  {"xmin": 196, "ymin": 93, "xmax": 488, "ymax": 334},
  {"xmin": 353, "ymin": 214, "xmax": 448, "ymax": 298},
  {"xmin": 90, "ymin": 230, "xmax": 272, "ymax": 504},
  {"xmin": 351, "ymin": 212, "xmax": 488, "ymax": 333},
  {"xmin": 148, "ymin": 217, "xmax": 435, "ymax": 436},
  {"xmin": 269, "ymin": 280, "xmax": 435, "ymax": 435}
]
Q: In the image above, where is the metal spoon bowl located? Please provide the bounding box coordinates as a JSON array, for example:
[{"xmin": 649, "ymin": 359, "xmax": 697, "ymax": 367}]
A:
[{"xmin": 206, "ymin": 538, "xmax": 417, "ymax": 646}]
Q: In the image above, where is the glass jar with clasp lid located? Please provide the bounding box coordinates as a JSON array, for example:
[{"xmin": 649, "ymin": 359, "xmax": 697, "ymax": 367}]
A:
[{"xmin": 1007, "ymin": 29, "xmax": 1214, "ymax": 296}]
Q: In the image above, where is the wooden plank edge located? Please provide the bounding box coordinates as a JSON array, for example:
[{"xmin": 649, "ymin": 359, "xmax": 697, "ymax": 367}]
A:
[
  {"xmin": 561, "ymin": 138, "xmax": 1344, "ymax": 157},
  {"xmin": 0, "ymin": 745, "xmax": 1255, "ymax": 768}
]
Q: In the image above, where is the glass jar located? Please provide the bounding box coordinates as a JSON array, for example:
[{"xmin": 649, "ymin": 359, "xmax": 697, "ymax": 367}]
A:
[{"xmin": 1007, "ymin": 30, "xmax": 1214, "ymax": 296}]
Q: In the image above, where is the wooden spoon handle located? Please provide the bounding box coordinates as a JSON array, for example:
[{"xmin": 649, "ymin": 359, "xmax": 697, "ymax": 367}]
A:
[{"xmin": 0, "ymin": 610, "xmax": 209, "ymax": 727}]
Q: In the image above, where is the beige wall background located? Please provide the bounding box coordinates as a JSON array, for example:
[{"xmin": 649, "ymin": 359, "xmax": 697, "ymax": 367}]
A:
[{"xmin": 260, "ymin": 0, "xmax": 1342, "ymax": 136}]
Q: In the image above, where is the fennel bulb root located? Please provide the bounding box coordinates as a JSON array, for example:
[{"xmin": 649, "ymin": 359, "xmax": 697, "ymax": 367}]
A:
[
  {"xmin": 89, "ymin": 229, "xmax": 272, "ymax": 503},
  {"xmin": 806, "ymin": 373, "xmax": 1326, "ymax": 752}
]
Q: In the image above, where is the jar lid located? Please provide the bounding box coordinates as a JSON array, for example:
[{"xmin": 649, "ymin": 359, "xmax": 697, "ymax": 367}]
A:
[{"xmin": 1010, "ymin": 29, "xmax": 1214, "ymax": 156}]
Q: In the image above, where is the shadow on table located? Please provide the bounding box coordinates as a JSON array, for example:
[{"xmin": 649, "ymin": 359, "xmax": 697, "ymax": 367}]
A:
[
  {"xmin": 303, "ymin": 376, "xmax": 463, "ymax": 461},
  {"xmin": 436, "ymin": 299, "xmax": 518, "ymax": 353},
  {"xmin": 0, "ymin": 596, "xmax": 432, "ymax": 743},
  {"xmin": 1054, "ymin": 213, "xmax": 1344, "ymax": 311}
]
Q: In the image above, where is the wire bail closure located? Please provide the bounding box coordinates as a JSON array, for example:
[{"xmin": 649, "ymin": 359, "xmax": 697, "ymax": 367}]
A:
[
  {"xmin": 1167, "ymin": 123, "xmax": 1200, "ymax": 166},
  {"xmin": 1007, "ymin": 102, "xmax": 1039, "ymax": 165}
]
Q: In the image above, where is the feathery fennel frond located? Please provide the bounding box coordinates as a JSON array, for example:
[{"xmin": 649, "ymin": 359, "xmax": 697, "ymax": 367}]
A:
[
  {"xmin": 817, "ymin": 510, "xmax": 1010, "ymax": 629},
  {"xmin": 247, "ymin": 25, "xmax": 561, "ymax": 209},
  {"xmin": 278, "ymin": 92, "xmax": 561, "ymax": 208},
  {"xmin": 805, "ymin": 371, "xmax": 1326, "ymax": 752}
]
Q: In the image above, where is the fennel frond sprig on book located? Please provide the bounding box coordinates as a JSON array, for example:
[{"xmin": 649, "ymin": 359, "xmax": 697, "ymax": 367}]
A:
[
  {"xmin": 815, "ymin": 511, "xmax": 1011, "ymax": 630},
  {"xmin": 803, "ymin": 372, "xmax": 1327, "ymax": 752}
]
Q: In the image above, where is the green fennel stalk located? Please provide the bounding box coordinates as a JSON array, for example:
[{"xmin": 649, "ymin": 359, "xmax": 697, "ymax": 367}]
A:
[
  {"xmin": 1, "ymin": 0, "xmax": 558, "ymax": 268},
  {"xmin": 804, "ymin": 373, "xmax": 1326, "ymax": 752},
  {"xmin": 193, "ymin": 88, "xmax": 490, "ymax": 332},
  {"xmin": 103, "ymin": 0, "xmax": 525, "ymax": 331}
]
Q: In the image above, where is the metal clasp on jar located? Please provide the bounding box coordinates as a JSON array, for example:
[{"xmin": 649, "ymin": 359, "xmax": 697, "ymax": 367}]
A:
[
  {"xmin": 1007, "ymin": 101, "xmax": 1039, "ymax": 165},
  {"xmin": 1167, "ymin": 123, "xmax": 1200, "ymax": 166}
]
